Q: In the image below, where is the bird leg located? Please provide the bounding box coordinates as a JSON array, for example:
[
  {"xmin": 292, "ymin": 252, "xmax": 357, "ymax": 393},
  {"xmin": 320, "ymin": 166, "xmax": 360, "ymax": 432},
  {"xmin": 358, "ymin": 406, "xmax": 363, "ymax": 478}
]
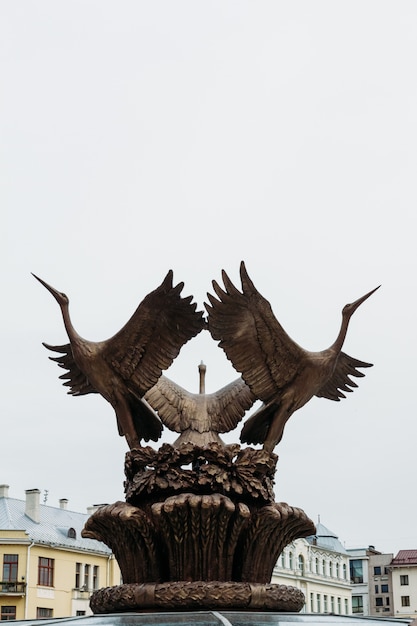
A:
[{"xmin": 263, "ymin": 406, "xmax": 292, "ymax": 453}]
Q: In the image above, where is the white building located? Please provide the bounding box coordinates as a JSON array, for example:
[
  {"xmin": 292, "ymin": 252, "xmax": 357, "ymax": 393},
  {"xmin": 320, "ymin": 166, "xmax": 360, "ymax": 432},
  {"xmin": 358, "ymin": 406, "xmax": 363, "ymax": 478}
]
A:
[
  {"xmin": 271, "ymin": 522, "xmax": 352, "ymax": 614},
  {"xmin": 390, "ymin": 550, "xmax": 417, "ymax": 619}
]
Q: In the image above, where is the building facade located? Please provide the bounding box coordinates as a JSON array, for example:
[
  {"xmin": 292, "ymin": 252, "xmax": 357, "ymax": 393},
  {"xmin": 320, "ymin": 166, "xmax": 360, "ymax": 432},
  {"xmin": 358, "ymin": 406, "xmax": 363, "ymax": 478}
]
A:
[
  {"xmin": 389, "ymin": 550, "xmax": 417, "ymax": 619},
  {"xmin": 0, "ymin": 485, "xmax": 120, "ymax": 620},
  {"xmin": 271, "ymin": 522, "xmax": 352, "ymax": 614}
]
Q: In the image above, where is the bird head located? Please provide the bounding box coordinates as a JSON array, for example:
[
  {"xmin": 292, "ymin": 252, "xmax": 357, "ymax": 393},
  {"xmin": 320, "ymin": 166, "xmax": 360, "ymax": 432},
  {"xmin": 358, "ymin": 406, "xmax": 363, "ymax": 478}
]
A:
[
  {"xmin": 32, "ymin": 273, "xmax": 69, "ymax": 308},
  {"xmin": 342, "ymin": 285, "xmax": 380, "ymax": 318}
]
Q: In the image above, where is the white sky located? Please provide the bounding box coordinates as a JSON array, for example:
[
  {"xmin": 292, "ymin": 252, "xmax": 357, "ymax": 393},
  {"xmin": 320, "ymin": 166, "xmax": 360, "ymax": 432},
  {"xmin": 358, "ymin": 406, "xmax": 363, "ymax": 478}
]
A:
[{"xmin": 1, "ymin": 1, "xmax": 416, "ymax": 557}]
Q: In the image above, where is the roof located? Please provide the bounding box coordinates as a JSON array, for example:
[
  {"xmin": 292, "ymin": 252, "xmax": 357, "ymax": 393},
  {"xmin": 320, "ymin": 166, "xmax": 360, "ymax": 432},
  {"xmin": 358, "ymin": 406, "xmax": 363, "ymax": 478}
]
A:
[
  {"xmin": 391, "ymin": 550, "xmax": 417, "ymax": 566},
  {"xmin": 0, "ymin": 495, "xmax": 110, "ymax": 555},
  {"xmin": 306, "ymin": 522, "xmax": 348, "ymax": 554}
]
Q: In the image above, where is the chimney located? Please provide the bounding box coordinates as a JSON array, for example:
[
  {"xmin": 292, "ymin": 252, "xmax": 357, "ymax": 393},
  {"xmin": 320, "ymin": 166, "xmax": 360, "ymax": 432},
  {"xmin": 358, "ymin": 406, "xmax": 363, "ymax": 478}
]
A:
[
  {"xmin": 0, "ymin": 484, "xmax": 9, "ymax": 498},
  {"xmin": 25, "ymin": 489, "xmax": 41, "ymax": 523},
  {"xmin": 59, "ymin": 498, "xmax": 68, "ymax": 510},
  {"xmin": 87, "ymin": 504, "xmax": 108, "ymax": 516}
]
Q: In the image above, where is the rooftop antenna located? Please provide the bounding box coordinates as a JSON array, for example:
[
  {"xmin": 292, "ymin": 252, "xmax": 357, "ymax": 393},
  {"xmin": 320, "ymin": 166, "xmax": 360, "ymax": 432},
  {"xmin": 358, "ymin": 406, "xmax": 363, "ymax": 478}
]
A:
[{"xmin": 43, "ymin": 489, "xmax": 49, "ymax": 504}]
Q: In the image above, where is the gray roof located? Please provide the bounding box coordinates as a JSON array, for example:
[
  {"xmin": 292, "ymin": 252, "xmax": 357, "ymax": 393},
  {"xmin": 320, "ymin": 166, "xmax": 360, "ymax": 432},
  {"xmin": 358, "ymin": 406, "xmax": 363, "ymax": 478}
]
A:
[
  {"xmin": 0, "ymin": 496, "xmax": 110, "ymax": 555},
  {"xmin": 306, "ymin": 522, "xmax": 348, "ymax": 555}
]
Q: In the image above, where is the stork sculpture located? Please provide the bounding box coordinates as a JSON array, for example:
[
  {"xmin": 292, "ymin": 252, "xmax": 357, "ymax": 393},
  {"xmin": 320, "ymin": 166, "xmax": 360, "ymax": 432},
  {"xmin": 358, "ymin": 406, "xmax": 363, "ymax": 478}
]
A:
[
  {"xmin": 33, "ymin": 271, "xmax": 205, "ymax": 449},
  {"xmin": 144, "ymin": 363, "xmax": 256, "ymax": 447},
  {"xmin": 206, "ymin": 262, "xmax": 379, "ymax": 452}
]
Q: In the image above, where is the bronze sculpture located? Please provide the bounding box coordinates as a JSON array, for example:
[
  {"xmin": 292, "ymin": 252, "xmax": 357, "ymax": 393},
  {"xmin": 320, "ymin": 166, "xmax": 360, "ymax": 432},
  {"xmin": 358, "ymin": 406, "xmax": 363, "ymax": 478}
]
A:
[
  {"xmin": 144, "ymin": 364, "xmax": 256, "ymax": 447},
  {"xmin": 33, "ymin": 271, "xmax": 205, "ymax": 449},
  {"xmin": 206, "ymin": 261, "xmax": 379, "ymax": 452},
  {"xmin": 34, "ymin": 263, "xmax": 377, "ymax": 613}
]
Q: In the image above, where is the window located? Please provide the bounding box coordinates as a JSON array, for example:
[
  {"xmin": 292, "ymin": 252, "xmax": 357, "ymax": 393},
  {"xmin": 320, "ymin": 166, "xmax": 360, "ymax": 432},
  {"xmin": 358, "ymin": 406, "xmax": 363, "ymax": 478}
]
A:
[
  {"xmin": 401, "ymin": 596, "xmax": 410, "ymax": 607},
  {"xmin": 67, "ymin": 527, "xmax": 76, "ymax": 539},
  {"xmin": 350, "ymin": 559, "xmax": 363, "ymax": 584},
  {"xmin": 36, "ymin": 608, "xmax": 53, "ymax": 619},
  {"xmin": 315, "ymin": 557, "xmax": 319, "ymax": 573},
  {"xmin": 329, "ymin": 561, "xmax": 333, "ymax": 577},
  {"xmin": 386, "ymin": 597, "xmax": 390, "ymax": 606},
  {"xmin": 330, "ymin": 596, "xmax": 335, "ymax": 613},
  {"xmin": 323, "ymin": 595, "xmax": 328, "ymax": 613},
  {"xmin": 336, "ymin": 562, "xmax": 340, "ymax": 578},
  {"xmin": 374, "ymin": 566, "xmax": 382, "ymax": 575},
  {"xmin": 322, "ymin": 559, "xmax": 326, "ymax": 575},
  {"xmin": 2, "ymin": 556, "xmax": 18, "ymax": 582},
  {"xmin": 337, "ymin": 597, "xmax": 341, "ymax": 614},
  {"xmin": 344, "ymin": 598, "xmax": 349, "ymax": 614},
  {"xmin": 75, "ymin": 563, "xmax": 81, "ymax": 589},
  {"xmin": 376, "ymin": 597, "xmax": 383, "ymax": 607},
  {"xmin": 375, "ymin": 585, "xmax": 379, "ymax": 593},
  {"xmin": 400, "ymin": 575, "xmax": 409, "ymax": 585},
  {"xmin": 1, "ymin": 606, "xmax": 16, "ymax": 621},
  {"xmin": 298, "ymin": 555, "xmax": 304, "ymax": 574},
  {"xmin": 316, "ymin": 594, "xmax": 321, "ymax": 612},
  {"xmin": 381, "ymin": 584, "xmax": 389, "ymax": 593},
  {"xmin": 84, "ymin": 564, "xmax": 90, "ymax": 589},
  {"xmin": 310, "ymin": 593, "xmax": 314, "ymax": 612},
  {"xmin": 288, "ymin": 552, "xmax": 293, "ymax": 570},
  {"xmin": 352, "ymin": 596, "xmax": 363, "ymax": 614},
  {"xmin": 93, "ymin": 566, "xmax": 99, "ymax": 590},
  {"xmin": 76, "ymin": 611, "xmax": 86, "ymax": 616},
  {"xmin": 38, "ymin": 558, "xmax": 54, "ymax": 587},
  {"xmin": 343, "ymin": 563, "xmax": 347, "ymax": 579}
]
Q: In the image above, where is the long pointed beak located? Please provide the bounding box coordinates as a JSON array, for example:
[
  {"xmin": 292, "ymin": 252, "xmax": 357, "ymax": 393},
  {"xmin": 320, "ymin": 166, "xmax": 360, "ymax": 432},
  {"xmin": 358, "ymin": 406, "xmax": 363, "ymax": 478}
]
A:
[
  {"xmin": 348, "ymin": 285, "xmax": 380, "ymax": 314},
  {"xmin": 32, "ymin": 273, "xmax": 66, "ymax": 305}
]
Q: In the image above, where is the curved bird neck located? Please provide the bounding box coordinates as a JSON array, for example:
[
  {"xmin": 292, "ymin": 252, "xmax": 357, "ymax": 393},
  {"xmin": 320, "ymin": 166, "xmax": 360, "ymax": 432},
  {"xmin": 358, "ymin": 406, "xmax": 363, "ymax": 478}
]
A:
[
  {"xmin": 61, "ymin": 303, "xmax": 83, "ymax": 346},
  {"xmin": 330, "ymin": 310, "xmax": 351, "ymax": 354}
]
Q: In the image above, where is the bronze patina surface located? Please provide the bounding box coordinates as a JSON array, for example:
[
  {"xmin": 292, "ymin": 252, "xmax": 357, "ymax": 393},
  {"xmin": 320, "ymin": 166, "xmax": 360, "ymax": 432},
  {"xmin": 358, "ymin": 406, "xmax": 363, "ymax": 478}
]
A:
[{"xmin": 35, "ymin": 264, "xmax": 376, "ymax": 613}]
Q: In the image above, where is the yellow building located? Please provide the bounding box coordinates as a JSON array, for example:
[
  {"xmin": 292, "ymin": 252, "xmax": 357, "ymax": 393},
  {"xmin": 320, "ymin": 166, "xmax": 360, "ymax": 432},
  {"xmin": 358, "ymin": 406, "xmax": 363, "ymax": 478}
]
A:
[{"xmin": 0, "ymin": 485, "xmax": 120, "ymax": 620}]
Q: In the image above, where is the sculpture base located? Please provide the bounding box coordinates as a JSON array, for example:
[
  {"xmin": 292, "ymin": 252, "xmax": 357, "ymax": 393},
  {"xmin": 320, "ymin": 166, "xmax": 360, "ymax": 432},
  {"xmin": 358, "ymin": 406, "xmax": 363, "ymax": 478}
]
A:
[{"xmin": 90, "ymin": 581, "xmax": 305, "ymax": 614}]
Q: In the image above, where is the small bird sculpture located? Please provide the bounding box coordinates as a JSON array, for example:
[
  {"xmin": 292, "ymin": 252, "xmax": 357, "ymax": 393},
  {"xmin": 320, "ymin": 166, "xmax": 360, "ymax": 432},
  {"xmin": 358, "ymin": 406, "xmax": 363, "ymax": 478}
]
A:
[
  {"xmin": 144, "ymin": 363, "xmax": 256, "ymax": 447},
  {"xmin": 205, "ymin": 261, "xmax": 379, "ymax": 452},
  {"xmin": 33, "ymin": 271, "xmax": 205, "ymax": 449}
]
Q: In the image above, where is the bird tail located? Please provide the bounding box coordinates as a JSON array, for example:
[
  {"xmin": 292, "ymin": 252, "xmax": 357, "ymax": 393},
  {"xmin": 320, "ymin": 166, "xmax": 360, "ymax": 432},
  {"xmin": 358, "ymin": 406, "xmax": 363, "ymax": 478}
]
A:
[
  {"xmin": 130, "ymin": 397, "xmax": 163, "ymax": 443},
  {"xmin": 240, "ymin": 403, "xmax": 278, "ymax": 445}
]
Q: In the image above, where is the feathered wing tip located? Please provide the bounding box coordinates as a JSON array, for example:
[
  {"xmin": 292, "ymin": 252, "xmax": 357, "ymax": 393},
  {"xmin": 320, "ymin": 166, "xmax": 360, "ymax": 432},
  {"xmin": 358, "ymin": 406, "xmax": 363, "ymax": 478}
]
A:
[
  {"xmin": 42, "ymin": 342, "xmax": 98, "ymax": 396},
  {"xmin": 315, "ymin": 352, "xmax": 374, "ymax": 402}
]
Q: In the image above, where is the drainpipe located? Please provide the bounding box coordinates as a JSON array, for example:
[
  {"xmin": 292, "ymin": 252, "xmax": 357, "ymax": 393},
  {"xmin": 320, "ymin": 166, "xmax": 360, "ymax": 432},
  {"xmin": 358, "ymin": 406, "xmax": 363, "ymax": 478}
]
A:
[{"xmin": 24, "ymin": 541, "xmax": 34, "ymax": 620}]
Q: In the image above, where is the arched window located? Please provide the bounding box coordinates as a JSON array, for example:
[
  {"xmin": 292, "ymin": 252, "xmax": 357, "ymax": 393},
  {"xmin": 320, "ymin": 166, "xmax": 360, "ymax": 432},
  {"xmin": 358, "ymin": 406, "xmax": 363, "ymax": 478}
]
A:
[
  {"xmin": 289, "ymin": 552, "xmax": 294, "ymax": 570},
  {"xmin": 343, "ymin": 563, "xmax": 347, "ymax": 579},
  {"xmin": 298, "ymin": 554, "xmax": 304, "ymax": 574},
  {"xmin": 336, "ymin": 562, "xmax": 340, "ymax": 578},
  {"xmin": 322, "ymin": 559, "xmax": 326, "ymax": 576},
  {"xmin": 315, "ymin": 557, "xmax": 319, "ymax": 573},
  {"xmin": 329, "ymin": 561, "xmax": 333, "ymax": 577},
  {"xmin": 67, "ymin": 527, "xmax": 76, "ymax": 539}
]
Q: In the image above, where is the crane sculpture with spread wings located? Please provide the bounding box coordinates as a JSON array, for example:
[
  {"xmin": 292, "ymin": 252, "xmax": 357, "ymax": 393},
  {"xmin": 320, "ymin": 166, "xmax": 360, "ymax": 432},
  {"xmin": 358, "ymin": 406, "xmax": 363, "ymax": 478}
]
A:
[
  {"xmin": 33, "ymin": 271, "xmax": 205, "ymax": 449},
  {"xmin": 206, "ymin": 261, "xmax": 379, "ymax": 452},
  {"xmin": 144, "ymin": 364, "xmax": 256, "ymax": 447}
]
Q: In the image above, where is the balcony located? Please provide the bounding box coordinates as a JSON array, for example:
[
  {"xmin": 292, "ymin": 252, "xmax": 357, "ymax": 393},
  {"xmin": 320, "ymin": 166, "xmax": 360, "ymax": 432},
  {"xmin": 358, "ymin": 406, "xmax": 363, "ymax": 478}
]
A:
[
  {"xmin": 72, "ymin": 588, "xmax": 92, "ymax": 600},
  {"xmin": 0, "ymin": 581, "xmax": 27, "ymax": 595}
]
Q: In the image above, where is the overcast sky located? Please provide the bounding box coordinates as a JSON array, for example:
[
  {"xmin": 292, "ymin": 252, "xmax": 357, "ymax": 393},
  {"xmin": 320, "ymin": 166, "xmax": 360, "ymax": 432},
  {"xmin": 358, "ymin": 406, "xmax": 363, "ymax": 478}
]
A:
[{"xmin": 2, "ymin": 1, "xmax": 416, "ymax": 557}]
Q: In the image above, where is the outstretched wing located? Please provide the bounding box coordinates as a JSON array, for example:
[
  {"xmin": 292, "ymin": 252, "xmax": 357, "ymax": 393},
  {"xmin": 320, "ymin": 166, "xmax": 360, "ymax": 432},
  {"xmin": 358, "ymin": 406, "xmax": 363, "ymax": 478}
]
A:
[
  {"xmin": 207, "ymin": 377, "xmax": 256, "ymax": 433},
  {"xmin": 43, "ymin": 342, "xmax": 98, "ymax": 396},
  {"xmin": 144, "ymin": 375, "xmax": 194, "ymax": 432},
  {"xmin": 104, "ymin": 271, "xmax": 206, "ymax": 394},
  {"xmin": 205, "ymin": 261, "xmax": 305, "ymax": 402},
  {"xmin": 315, "ymin": 352, "xmax": 373, "ymax": 401}
]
